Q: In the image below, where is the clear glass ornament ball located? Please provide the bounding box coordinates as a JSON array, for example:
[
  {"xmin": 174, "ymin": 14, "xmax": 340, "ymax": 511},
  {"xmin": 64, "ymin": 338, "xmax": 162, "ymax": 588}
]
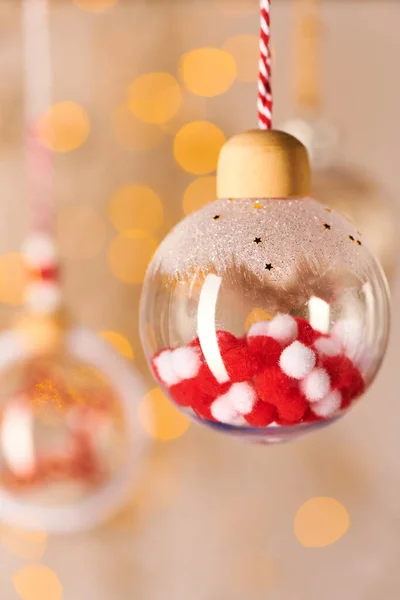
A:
[
  {"xmin": 140, "ymin": 197, "xmax": 390, "ymax": 444},
  {"xmin": 0, "ymin": 328, "xmax": 148, "ymax": 533}
]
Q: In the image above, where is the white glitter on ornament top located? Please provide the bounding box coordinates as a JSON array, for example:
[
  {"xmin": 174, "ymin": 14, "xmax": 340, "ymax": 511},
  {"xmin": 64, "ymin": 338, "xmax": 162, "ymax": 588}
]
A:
[{"xmin": 149, "ymin": 198, "xmax": 372, "ymax": 285}]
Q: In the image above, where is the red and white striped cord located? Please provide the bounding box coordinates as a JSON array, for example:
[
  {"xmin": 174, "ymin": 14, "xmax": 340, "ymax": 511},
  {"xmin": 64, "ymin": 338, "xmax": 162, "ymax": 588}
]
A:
[
  {"xmin": 22, "ymin": 0, "xmax": 61, "ymax": 315},
  {"xmin": 22, "ymin": 0, "xmax": 54, "ymax": 234},
  {"xmin": 258, "ymin": 0, "xmax": 273, "ymax": 130}
]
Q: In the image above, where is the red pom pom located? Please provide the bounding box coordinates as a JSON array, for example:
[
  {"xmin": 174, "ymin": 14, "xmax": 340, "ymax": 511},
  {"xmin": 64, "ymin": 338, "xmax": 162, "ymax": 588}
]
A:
[
  {"xmin": 341, "ymin": 366, "xmax": 365, "ymax": 408},
  {"xmin": 196, "ymin": 364, "xmax": 231, "ymax": 399},
  {"xmin": 216, "ymin": 330, "xmax": 238, "ymax": 350},
  {"xmin": 169, "ymin": 378, "xmax": 211, "ymax": 408},
  {"xmin": 276, "ymin": 391, "xmax": 307, "ymax": 424},
  {"xmin": 322, "ymin": 355, "xmax": 365, "ymax": 409},
  {"xmin": 303, "ymin": 408, "xmax": 324, "ymax": 423},
  {"xmin": 247, "ymin": 335, "xmax": 281, "ymax": 372},
  {"xmin": 189, "ymin": 330, "xmax": 263, "ymax": 382},
  {"xmin": 322, "ymin": 355, "xmax": 355, "ymax": 389},
  {"xmin": 190, "ymin": 332, "xmax": 235, "ymax": 349},
  {"xmin": 245, "ymin": 400, "xmax": 276, "ymax": 427},
  {"xmin": 295, "ymin": 317, "xmax": 320, "ymax": 346},
  {"xmin": 193, "ymin": 398, "xmax": 216, "ymax": 422},
  {"xmin": 255, "ymin": 366, "xmax": 292, "ymax": 406},
  {"xmin": 189, "ymin": 337, "xmax": 201, "ymax": 349},
  {"xmin": 223, "ymin": 340, "xmax": 259, "ymax": 382},
  {"xmin": 193, "ymin": 331, "xmax": 258, "ymax": 383}
]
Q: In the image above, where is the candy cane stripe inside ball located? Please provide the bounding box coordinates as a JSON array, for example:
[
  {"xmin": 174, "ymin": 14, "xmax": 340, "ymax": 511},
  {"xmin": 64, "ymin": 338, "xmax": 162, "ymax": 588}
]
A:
[{"xmin": 279, "ymin": 341, "xmax": 316, "ymax": 379}]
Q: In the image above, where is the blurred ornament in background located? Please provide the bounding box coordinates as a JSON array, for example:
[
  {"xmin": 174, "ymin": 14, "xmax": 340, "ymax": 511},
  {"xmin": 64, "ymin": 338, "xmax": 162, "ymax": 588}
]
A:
[
  {"xmin": 0, "ymin": 319, "xmax": 149, "ymax": 534},
  {"xmin": 0, "ymin": 0, "xmax": 151, "ymax": 535},
  {"xmin": 281, "ymin": 0, "xmax": 397, "ymax": 281}
]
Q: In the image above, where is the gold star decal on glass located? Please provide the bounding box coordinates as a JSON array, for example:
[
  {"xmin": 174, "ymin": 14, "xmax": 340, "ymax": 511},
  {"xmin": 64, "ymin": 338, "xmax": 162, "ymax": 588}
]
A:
[
  {"xmin": 254, "ymin": 237, "xmax": 262, "ymax": 244},
  {"xmin": 265, "ymin": 263, "xmax": 273, "ymax": 271}
]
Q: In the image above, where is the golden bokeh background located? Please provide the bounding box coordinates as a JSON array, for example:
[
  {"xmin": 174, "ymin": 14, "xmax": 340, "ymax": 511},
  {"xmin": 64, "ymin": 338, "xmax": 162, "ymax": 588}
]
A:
[{"xmin": 0, "ymin": 0, "xmax": 399, "ymax": 599}]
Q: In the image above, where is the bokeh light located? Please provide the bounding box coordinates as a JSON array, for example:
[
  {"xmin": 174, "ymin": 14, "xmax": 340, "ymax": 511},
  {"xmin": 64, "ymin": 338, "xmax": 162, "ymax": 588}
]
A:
[
  {"xmin": 294, "ymin": 497, "xmax": 350, "ymax": 547},
  {"xmin": 112, "ymin": 104, "xmax": 165, "ymax": 152},
  {"xmin": 108, "ymin": 230, "xmax": 158, "ymax": 284},
  {"xmin": 0, "ymin": 520, "xmax": 47, "ymax": 560},
  {"xmin": 13, "ymin": 565, "xmax": 62, "ymax": 600},
  {"xmin": 223, "ymin": 34, "xmax": 259, "ymax": 82},
  {"xmin": 138, "ymin": 387, "xmax": 190, "ymax": 441},
  {"xmin": 100, "ymin": 330, "xmax": 134, "ymax": 360},
  {"xmin": 180, "ymin": 48, "xmax": 236, "ymax": 97},
  {"xmin": 37, "ymin": 102, "xmax": 90, "ymax": 153},
  {"xmin": 160, "ymin": 94, "xmax": 206, "ymax": 136},
  {"xmin": 173, "ymin": 121, "xmax": 226, "ymax": 175},
  {"xmin": 109, "ymin": 185, "xmax": 163, "ymax": 234},
  {"xmin": 128, "ymin": 73, "xmax": 182, "ymax": 125},
  {"xmin": 74, "ymin": 0, "xmax": 118, "ymax": 11},
  {"xmin": 245, "ymin": 308, "xmax": 273, "ymax": 331},
  {"xmin": 183, "ymin": 176, "xmax": 216, "ymax": 215},
  {"xmin": 56, "ymin": 205, "xmax": 106, "ymax": 260},
  {"xmin": 0, "ymin": 253, "xmax": 26, "ymax": 305}
]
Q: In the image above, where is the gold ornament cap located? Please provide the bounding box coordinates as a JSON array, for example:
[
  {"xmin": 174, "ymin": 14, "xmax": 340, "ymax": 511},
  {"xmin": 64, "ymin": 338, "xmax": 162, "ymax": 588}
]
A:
[{"xmin": 217, "ymin": 129, "xmax": 311, "ymax": 199}]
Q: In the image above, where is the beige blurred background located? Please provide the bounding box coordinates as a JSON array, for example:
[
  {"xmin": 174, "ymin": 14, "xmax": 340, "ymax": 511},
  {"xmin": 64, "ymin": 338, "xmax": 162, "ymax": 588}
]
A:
[{"xmin": 0, "ymin": 0, "xmax": 400, "ymax": 598}]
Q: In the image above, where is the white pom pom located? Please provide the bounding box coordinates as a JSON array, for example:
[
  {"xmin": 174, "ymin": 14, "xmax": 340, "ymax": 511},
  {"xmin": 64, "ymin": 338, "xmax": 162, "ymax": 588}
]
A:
[
  {"xmin": 24, "ymin": 281, "xmax": 61, "ymax": 315},
  {"xmin": 332, "ymin": 318, "xmax": 363, "ymax": 361},
  {"xmin": 311, "ymin": 390, "xmax": 342, "ymax": 418},
  {"xmin": 211, "ymin": 392, "xmax": 245, "ymax": 425},
  {"xmin": 22, "ymin": 233, "xmax": 58, "ymax": 269},
  {"xmin": 247, "ymin": 320, "xmax": 270, "ymax": 338},
  {"xmin": 279, "ymin": 341, "xmax": 316, "ymax": 379},
  {"xmin": 268, "ymin": 314, "xmax": 298, "ymax": 346},
  {"xmin": 300, "ymin": 368, "xmax": 330, "ymax": 402},
  {"xmin": 171, "ymin": 346, "xmax": 201, "ymax": 380},
  {"xmin": 313, "ymin": 337, "xmax": 341, "ymax": 358},
  {"xmin": 153, "ymin": 350, "xmax": 180, "ymax": 386},
  {"xmin": 229, "ymin": 382, "xmax": 257, "ymax": 415}
]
